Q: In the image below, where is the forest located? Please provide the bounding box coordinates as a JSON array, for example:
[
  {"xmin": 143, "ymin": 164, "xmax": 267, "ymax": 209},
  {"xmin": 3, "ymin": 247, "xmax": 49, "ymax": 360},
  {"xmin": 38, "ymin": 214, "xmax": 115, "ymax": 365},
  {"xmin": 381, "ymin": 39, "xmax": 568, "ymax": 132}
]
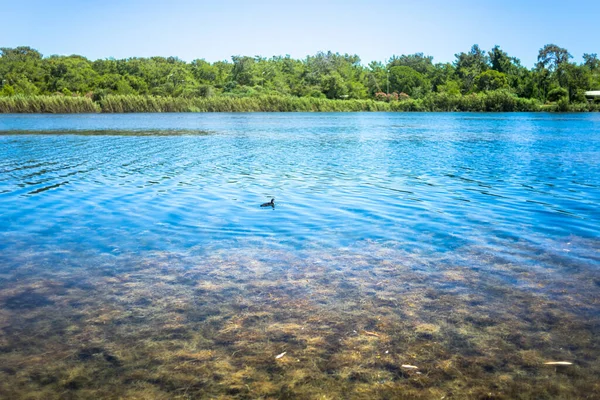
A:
[{"xmin": 0, "ymin": 44, "xmax": 599, "ymax": 112}]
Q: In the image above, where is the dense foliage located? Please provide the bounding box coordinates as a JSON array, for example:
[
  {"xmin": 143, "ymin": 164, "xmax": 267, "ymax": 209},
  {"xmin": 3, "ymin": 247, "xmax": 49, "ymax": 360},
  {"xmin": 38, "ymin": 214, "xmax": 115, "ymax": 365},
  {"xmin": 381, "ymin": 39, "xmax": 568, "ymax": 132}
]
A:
[{"xmin": 1, "ymin": 44, "xmax": 599, "ymax": 112}]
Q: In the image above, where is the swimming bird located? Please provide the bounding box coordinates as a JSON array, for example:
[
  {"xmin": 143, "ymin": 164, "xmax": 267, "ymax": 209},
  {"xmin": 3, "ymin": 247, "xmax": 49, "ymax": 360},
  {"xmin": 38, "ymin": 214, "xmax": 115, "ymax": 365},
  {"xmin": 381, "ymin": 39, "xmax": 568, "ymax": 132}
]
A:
[{"xmin": 261, "ymin": 198, "xmax": 275, "ymax": 207}]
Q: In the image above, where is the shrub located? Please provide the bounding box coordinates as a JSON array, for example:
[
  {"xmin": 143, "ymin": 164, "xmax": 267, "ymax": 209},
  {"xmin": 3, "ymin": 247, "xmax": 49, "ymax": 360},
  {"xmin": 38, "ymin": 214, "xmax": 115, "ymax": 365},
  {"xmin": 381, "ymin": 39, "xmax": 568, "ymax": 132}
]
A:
[
  {"xmin": 375, "ymin": 92, "xmax": 389, "ymax": 102},
  {"xmin": 548, "ymin": 87, "xmax": 568, "ymax": 102}
]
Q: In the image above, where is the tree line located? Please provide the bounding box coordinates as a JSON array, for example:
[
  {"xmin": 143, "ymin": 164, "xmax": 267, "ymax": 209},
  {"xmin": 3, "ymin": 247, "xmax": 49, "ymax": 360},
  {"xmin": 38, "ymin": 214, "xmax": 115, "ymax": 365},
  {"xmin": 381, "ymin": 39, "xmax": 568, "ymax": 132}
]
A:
[{"xmin": 0, "ymin": 44, "xmax": 599, "ymax": 111}]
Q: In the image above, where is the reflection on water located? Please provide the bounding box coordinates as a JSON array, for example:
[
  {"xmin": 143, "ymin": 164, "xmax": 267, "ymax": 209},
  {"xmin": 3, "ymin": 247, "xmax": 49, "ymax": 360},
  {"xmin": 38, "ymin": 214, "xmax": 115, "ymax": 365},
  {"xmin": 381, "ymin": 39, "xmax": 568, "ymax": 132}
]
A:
[{"xmin": 1, "ymin": 113, "xmax": 599, "ymax": 399}]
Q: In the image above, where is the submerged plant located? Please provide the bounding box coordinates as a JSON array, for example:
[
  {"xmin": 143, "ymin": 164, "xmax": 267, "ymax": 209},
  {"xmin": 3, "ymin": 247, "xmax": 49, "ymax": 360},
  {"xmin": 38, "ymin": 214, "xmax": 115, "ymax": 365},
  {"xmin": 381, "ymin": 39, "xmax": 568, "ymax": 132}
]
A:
[{"xmin": 0, "ymin": 243, "xmax": 599, "ymax": 399}]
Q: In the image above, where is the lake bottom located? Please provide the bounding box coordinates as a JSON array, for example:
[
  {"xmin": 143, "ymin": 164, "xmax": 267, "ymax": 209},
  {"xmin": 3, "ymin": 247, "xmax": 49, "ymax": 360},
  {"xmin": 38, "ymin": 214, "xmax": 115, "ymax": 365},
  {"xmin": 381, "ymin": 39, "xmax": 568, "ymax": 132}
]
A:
[
  {"xmin": 1, "ymin": 238, "xmax": 599, "ymax": 400},
  {"xmin": 2, "ymin": 113, "xmax": 599, "ymax": 398}
]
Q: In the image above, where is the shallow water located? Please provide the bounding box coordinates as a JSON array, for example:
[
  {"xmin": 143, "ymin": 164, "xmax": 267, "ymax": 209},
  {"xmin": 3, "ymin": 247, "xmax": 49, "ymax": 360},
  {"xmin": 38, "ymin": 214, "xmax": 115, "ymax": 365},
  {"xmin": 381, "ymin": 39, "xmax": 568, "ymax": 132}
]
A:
[{"xmin": 0, "ymin": 113, "xmax": 599, "ymax": 399}]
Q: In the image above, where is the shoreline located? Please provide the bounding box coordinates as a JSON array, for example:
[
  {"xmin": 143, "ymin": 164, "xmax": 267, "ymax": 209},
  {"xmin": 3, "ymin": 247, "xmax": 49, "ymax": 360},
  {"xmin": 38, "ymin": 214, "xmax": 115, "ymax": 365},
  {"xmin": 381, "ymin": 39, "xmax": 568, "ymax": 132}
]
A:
[{"xmin": 1, "ymin": 94, "xmax": 598, "ymax": 114}]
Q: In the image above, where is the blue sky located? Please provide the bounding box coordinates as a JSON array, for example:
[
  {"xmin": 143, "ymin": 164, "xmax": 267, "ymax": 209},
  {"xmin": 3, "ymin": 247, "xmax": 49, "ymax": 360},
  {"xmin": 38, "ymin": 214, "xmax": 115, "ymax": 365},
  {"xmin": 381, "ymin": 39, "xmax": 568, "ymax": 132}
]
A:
[{"xmin": 1, "ymin": 0, "xmax": 598, "ymax": 67}]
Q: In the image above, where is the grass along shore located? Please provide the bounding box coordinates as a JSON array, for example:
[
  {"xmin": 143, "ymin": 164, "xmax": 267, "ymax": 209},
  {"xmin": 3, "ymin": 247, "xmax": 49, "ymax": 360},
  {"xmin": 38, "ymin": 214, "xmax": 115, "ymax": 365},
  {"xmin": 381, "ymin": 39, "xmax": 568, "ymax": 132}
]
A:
[{"xmin": 0, "ymin": 93, "xmax": 598, "ymax": 113}]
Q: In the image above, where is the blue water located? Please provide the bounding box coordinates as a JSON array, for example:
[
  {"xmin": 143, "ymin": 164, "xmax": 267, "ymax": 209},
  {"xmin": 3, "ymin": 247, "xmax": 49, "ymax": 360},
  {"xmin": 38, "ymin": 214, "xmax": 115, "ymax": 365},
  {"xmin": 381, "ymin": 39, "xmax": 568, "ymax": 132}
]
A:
[
  {"xmin": 1, "ymin": 113, "xmax": 599, "ymax": 261},
  {"xmin": 2, "ymin": 113, "xmax": 600, "ymax": 398}
]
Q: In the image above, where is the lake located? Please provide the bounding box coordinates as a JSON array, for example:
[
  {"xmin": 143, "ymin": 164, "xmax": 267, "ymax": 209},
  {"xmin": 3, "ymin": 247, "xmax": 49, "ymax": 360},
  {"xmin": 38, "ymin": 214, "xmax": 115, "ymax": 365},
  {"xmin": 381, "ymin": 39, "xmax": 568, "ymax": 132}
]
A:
[{"xmin": 1, "ymin": 113, "xmax": 599, "ymax": 399}]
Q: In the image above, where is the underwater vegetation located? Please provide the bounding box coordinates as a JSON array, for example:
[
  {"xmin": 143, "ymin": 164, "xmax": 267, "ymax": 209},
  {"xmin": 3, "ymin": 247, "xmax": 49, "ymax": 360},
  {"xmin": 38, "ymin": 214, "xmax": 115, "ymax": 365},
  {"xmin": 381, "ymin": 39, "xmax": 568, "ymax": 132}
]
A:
[{"xmin": 0, "ymin": 242, "xmax": 599, "ymax": 399}]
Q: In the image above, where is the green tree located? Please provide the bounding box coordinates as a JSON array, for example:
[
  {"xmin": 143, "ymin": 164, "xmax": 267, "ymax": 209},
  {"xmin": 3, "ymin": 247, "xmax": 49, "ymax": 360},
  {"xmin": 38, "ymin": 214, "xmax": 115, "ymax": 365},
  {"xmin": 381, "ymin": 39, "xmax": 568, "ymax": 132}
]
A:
[
  {"xmin": 0, "ymin": 46, "xmax": 47, "ymax": 94},
  {"xmin": 388, "ymin": 66, "xmax": 430, "ymax": 98},
  {"xmin": 321, "ymin": 72, "xmax": 348, "ymax": 99},
  {"xmin": 366, "ymin": 61, "xmax": 386, "ymax": 95},
  {"xmin": 547, "ymin": 87, "xmax": 568, "ymax": 102},
  {"xmin": 430, "ymin": 62, "xmax": 457, "ymax": 92},
  {"xmin": 562, "ymin": 63, "xmax": 592, "ymax": 102},
  {"xmin": 190, "ymin": 59, "xmax": 218, "ymax": 83},
  {"xmin": 454, "ymin": 44, "xmax": 489, "ymax": 93},
  {"xmin": 475, "ymin": 70, "xmax": 509, "ymax": 91},
  {"xmin": 388, "ymin": 53, "xmax": 434, "ymax": 75},
  {"xmin": 46, "ymin": 55, "xmax": 99, "ymax": 94},
  {"xmin": 537, "ymin": 44, "xmax": 572, "ymax": 89},
  {"xmin": 0, "ymin": 46, "xmax": 42, "ymax": 62},
  {"xmin": 231, "ymin": 56, "xmax": 256, "ymax": 86},
  {"xmin": 537, "ymin": 44, "xmax": 571, "ymax": 72},
  {"xmin": 583, "ymin": 53, "xmax": 599, "ymax": 70}
]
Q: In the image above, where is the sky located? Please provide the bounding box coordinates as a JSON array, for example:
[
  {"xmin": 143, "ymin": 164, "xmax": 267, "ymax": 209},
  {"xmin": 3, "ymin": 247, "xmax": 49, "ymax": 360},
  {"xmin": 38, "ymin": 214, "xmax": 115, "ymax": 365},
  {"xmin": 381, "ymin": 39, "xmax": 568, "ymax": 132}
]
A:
[{"xmin": 1, "ymin": 0, "xmax": 598, "ymax": 67}]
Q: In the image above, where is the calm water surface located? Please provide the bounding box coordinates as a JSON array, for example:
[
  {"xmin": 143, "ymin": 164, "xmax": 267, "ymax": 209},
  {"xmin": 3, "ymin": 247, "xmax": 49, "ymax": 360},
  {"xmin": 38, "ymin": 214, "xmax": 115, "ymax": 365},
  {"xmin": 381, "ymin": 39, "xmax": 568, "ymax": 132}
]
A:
[{"xmin": 0, "ymin": 113, "xmax": 599, "ymax": 399}]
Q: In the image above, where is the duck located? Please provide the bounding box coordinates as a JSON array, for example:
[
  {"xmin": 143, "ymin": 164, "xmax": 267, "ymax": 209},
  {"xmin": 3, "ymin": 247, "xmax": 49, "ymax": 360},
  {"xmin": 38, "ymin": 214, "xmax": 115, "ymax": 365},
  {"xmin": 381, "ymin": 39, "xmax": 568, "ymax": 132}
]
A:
[{"xmin": 261, "ymin": 198, "xmax": 275, "ymax": 207}]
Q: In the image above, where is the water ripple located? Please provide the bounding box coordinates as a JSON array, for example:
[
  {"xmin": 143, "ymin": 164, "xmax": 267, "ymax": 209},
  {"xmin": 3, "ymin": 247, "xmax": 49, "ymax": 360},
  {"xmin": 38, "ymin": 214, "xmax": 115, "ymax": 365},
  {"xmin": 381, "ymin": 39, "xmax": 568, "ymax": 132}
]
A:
[{"xmin": 0, "ymin": 113, "xmax": 598, "ymax": 265}]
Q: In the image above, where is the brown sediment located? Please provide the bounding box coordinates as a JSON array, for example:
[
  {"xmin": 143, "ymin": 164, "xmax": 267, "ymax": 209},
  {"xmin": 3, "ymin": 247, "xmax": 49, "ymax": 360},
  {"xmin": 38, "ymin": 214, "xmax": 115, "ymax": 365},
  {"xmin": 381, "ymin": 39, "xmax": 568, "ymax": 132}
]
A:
[{"xmin": 0, "ymin": 242, "xmax": 599, "ymax": 399}]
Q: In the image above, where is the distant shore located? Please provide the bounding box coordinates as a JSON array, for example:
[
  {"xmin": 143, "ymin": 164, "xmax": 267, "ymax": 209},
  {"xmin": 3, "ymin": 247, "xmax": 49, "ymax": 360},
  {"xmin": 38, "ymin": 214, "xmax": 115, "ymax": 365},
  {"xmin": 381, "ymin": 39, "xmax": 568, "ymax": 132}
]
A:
[
  {"xmin": 1, "ymin": 94, "xmax": 598, "ymax": 113},
  {"xmin": 2, "ymin": 45, "xmax": 599, "ymax": 114}
]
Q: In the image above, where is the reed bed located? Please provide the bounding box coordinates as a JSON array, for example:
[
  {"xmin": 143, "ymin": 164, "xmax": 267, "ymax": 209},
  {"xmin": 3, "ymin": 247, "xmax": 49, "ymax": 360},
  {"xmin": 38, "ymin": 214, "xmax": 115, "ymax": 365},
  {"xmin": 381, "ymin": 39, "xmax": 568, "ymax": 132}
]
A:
[
  {"xmin": 98, "ymin": 93, "xmax": 544, "ymax": 113},
  {"xmin": 0, "ymin": 95, "xmax": 99, "ymax": 113},
  {"xmin": 99, "ymin": 95, "xmax": 395, "ymax": 113},
  {"xmin": 1, "ymin": 94, "xmax": 598, "ymax": 113}
]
